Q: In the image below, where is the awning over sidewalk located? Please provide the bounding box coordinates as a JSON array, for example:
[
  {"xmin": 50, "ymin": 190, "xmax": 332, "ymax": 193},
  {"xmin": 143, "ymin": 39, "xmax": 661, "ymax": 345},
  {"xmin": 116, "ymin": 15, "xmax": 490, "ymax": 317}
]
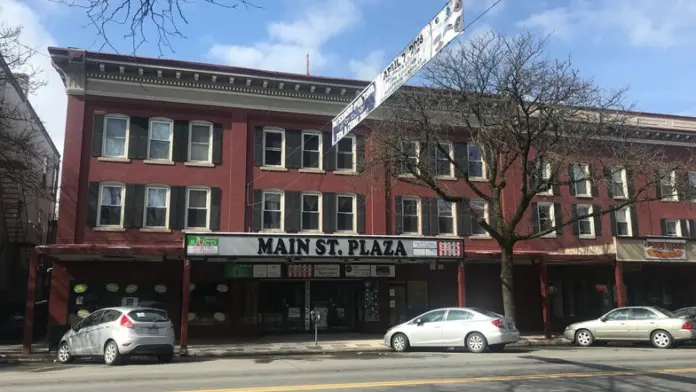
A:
[{"xmin": 34, "ymin": 244, "xmax": 184, "ymax": 261}]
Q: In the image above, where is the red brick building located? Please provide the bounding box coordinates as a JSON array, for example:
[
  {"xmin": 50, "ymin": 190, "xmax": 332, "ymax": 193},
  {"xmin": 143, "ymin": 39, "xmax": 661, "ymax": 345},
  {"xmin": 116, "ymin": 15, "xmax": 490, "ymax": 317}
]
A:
[{"xmin": 23, "ymin": 47, "xmax": 696, "ymax": 352}]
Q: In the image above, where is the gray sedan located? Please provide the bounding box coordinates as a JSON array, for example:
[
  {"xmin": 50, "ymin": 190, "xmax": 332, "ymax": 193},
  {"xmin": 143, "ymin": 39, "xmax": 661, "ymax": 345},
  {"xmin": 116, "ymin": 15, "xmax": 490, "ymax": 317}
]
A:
[{"xmin": 564, "ymin": 306, "xmax": 696, "ymax": 349}]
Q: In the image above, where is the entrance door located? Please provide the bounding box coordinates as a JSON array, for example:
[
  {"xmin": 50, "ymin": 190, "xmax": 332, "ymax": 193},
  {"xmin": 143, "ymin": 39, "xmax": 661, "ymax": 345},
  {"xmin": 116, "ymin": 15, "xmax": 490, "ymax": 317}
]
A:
[
  {"xmin": 406, "ymin": 281, "xmax": 428, "ymax": 319},
  {"xmin": 389, "ymin": 284, "xmax": 407, "ymax": 326}
]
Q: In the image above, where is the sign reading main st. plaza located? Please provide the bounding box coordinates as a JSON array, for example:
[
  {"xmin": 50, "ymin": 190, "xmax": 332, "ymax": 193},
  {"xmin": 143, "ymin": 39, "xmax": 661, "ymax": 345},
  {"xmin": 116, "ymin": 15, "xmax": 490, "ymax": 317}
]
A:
[{"xmin": 184, "ymin": 233, "xmax": 463, "ymax": 259}]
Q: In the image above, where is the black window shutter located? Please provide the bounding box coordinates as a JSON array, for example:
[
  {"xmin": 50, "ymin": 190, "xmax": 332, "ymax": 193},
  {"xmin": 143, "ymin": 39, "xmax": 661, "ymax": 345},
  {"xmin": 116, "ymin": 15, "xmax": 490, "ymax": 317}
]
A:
[
  {"xmin": 488, "ymin": 203, "xmax": 496, "ymax": 233},
  {"xmin": 123, "ymin": 184, "xmax": 136, "ymax": 228},
  {"xmin": 357, "ymin": 195, "xmax": 366, "ymax": 233},
  {"xmin": 457, "ymin": 201, "xmax": 471, "ymax": 236},
  {"xmin": 609, "ymin": 205, "xmax": 617, "ymax": 236},
  {"xmin": 630, "ymin": 206, "xmax": 639, "ymax": 237},
  {"xmin": 395, "ymin": 196, "xmax": 403, "ymax": 234},
  {"xmin": 356, "ymin": 135, "xmax": 366, "ymax": 173},
  {"xmin": 660, "ymin": 219, "xmax": 667, "ymax": 236},
  {"xmin": 429, "ymin": 144, "xmax": 438, "ymax": 176},
  {"xmin": 604, "ymin": 166, "xmax": 614, "ymax": 198},
  {"xmin": 92, "ymin": 114, "xmax": 104, "ymax": 157},
  {"xmin": 323, "ymin": 192, "xmax": 337, "ymax": 234},
  {"xmin": 680, "ymin": 219, "xmax": 688, "ymax": 238},
  {"xmin": 689, "ymin": 220, "xmax": 696, "ymax": 239},
  {"xmin": 323, "ymin": 132, "xmax": 335, "ymax": 171},
  {"xmin": 285, "ymin": 130, "xmax": 302, "ymax": 168},
  {"xmin": 430, "ymin": 198, "xmax": 439, "ymax": 235},
  {"xmin": 284, "ymin": 191, "xmax": 301, "ymax": 232},
  {"xmin": 252, "ymin": 190, "xmax": 262, "ymax": 232},
  {"xmin": 568, "ymin": 164, "xmax": 576, "ymax": 196},
  {"xmin": 87, "ymin": 182, "xmax": 100, "ymax": 227},
  {"xmin": 554, "ymin": 203, "xmax": 563, "ymax": 235},
  {"xmin": 210, "ymin": 187, "xmax": 222, "ymax": 231},
  {"xmin": 552, "ymin": 170, "xmax": 561, "ymax": 195},
  {"xmin": 593, "ymin": 204, "xmax": 602, "ymax": 236},
  {"xmin": 172, "ymin": 120, "xmax": 189, "ymax": 162},
  {"xmin": 127, "ymin": 117, "xmax": 149, "ymax": 160},
  {"xmin": 531, "ymin": 202, "xmax": 539, "ymax": 234},
  {"xmin": 589, "ymin": 165, "xmax": 598, "ymax": 197},
  {"xmin": 655, "ymin": 169, "xmax": 663, "ymax": 199},
  {"xmin": 132, "ymin": 184, "xmax": 145, "ymax": 228},
  {"xmin": 453, "ymin": 142, "xmax": 468, "ymax": 179},
  {"xmin": 421, "ymin": 198, "xmax": 431, "ymax": 235},
  {"xmin": 169, "ymin": 186, "xmax": 185, "ymax": 230},
  {"xmin": 528, "ymin": 159, "xmax": 539, "ymax": 191},
  {"xmin": 212, "ymin": 123, "xmax": 223, "ymax": 164},
  {"xmin": 571, "ymin": 204, "xmax": 579, "ymax": 236},
  {"xmin": 254, "ymin": 127, "xmax": 264, "ymax": 167},
  {"xmin": 626, "ymin": 169, "xmax": 635, "ymax": 198}
]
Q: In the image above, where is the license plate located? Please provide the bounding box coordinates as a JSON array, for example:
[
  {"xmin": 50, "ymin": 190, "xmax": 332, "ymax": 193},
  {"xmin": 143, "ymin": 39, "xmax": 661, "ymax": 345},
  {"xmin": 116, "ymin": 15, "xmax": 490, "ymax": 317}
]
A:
[{"xmin": 148, "ymin": 327, "xmax": 158, "ymax": 334}]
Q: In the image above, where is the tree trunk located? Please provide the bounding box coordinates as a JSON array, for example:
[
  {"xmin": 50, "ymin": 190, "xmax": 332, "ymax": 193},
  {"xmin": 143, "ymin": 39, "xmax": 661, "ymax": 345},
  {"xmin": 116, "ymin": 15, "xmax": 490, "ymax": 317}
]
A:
[{"xmin": 500, "ymin": 245, "xmax": 516, "ymax": 320}]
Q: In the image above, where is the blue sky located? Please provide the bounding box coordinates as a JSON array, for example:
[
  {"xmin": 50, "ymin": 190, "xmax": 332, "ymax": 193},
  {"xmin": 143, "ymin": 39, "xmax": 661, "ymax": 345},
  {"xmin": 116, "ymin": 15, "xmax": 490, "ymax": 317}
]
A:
[{"xmin": 2, "ymin": 0, "xmax": 696, "ymax": 154}]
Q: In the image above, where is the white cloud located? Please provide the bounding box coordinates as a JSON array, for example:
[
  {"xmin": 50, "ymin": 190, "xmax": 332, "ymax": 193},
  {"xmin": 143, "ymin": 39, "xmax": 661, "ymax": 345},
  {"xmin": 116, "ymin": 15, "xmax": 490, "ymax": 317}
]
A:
[
  {"xmin": 209, "ymin": 0, "xmax": 364, "ymax": 74},
  {"xmin": 1, "ymin": 0, "xmax": 66, "ymax": 156},
  {"xmin": 348, "ymin": 50, "xmax": 384, "ymax": 80}
]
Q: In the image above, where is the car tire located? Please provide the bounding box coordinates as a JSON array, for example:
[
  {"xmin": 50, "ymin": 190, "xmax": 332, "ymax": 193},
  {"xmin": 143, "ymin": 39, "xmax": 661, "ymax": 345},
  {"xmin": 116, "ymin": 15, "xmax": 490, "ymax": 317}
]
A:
[
  {"xmin": 391, "ymin": 333, "xmax": 410, "ymax": 353},
  {"xmin": 575, "ymin": 329, "xmax": 595, "ymax": 347},
  {"xmin": 56, "ymin": 341, "xmax": 74, "ymax": 364},
  {"xmin": 466, "ymin": 332, "xmax": 488, "ymax": 353},
  {"xmin": 158, "ymin": 353, "xmax": 174, "ymax": 363},
  {"xmin": 489, "ymin": 344, "xmax": 505, "ymax": 353},
  {"xmin": 103, "ymin": 340, "xmax": 122, "ymax": 366},
  {"xmin": 651, "ymin": 330, "xmax": 673, "ymax": 349}
]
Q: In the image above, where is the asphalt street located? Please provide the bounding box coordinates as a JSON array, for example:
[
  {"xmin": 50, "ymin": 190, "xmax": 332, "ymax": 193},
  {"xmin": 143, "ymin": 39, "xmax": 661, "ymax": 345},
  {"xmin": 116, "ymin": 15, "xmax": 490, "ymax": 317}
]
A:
[{"xmin": 2, "ymin": 346, "xmax": 696, "ymax": 391}]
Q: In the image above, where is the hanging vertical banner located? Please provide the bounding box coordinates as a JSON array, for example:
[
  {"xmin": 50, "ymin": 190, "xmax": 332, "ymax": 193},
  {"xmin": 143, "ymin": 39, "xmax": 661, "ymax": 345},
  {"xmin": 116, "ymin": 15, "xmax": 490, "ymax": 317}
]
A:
[{"xmin": 331, "ymin": 0, "xmax": 464, "ymax": 145}]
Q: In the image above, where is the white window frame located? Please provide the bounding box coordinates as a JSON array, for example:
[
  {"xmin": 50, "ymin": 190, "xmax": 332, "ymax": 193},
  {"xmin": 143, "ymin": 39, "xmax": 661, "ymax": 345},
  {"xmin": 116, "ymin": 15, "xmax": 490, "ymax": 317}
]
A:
[
  {"xmin": 437, "ymin": 199, "xmax": 457, "ymax": 236},
  {"xmin": 664, "ymin": 219, "xmax": 681, "ymax": 237},
  {"xmin": 261, "ymin": 190, "xmax": 284, "ymax": 232},
  {"xmin": 401, "ymin": 196, "xmax": 421, "ymax": 235},
  {"xmin": 537, "ymin": 202, "xmax": 556, "ymax": 238},
  {"xmin": 615, "ymin": 207, "xmax": 632, "ymax": 237},
  {"xmin": 537, "ymin": 162, "xmax": 553, "ymax": 195},
  {"xmin": 576, "ymin": 204, "xmax": 595, "ymax": 239},
  {"xmin": 300, "ymin": 192, "xmax": 322, "ymax": 232},
  {"xmin": 661, "ymin": 170, "xmax": 679, "ymax": 201},
  {"xmin": 102, "ymin": 115, "xmax": 130, "ymax": 158},
  {"xmin": 435, "ymin": 142, "xmax": 454, "ymax": 177},
  {"xmin": 573, "ymin": 163, "xmax": 591, "ymax": 197},
  {"xmin": 335, "ymin": 134, "xmax": 356, "ymax": 172},
  {"xmin": 185, "ymin": 186, "xmax": 211, "ymax": 230},
  {"xmin": 400, "ymin": 141, "xmax": 420, "ymax": 176},
  {"xmin": 147, "ymin": 117, "xmax": 174, "ymax": 161},
  {"xmin": 263, "ymin": 127, "xmax": 286, "ymax": 168},
  {"xmin": 188, "ymin": 121, "xmax": 213, "ymax": 163},
  {"xmin": 467, "ymin": 144, "xmax": 486, "ymax": 180},
  {"xmin": 336, "ymin": 193, "xmax": 357, "ymax": 233},
  {"xmin": 611, "ymin": 166, "xmax": 628, "ymax": 199},
  {"xmin": 301, "ymin": 130, "xmax": 323, "ymax": 170},
  {"xmin": 469, "ymin": 198, "xmax": 490, "ymax": 237},
  {"xmin": 143, "ymin": 185, "xmax": 170, "ymax": 229},
  {"xmin": 97, "ymin": 182, "xmax": 125, "ymax": 228}
]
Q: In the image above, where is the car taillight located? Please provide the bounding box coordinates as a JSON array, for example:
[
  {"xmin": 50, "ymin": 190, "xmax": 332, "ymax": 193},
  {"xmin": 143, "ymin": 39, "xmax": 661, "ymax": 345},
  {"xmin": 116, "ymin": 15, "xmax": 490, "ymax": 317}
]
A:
[
  {"xmin": 682, "ymin": 321, "xmax": 695, "ymax": 330},
  {"xmin": 491, "ymin": 319, "xmax": 504, "ymax": 329},
  {"xmin": 120, "ymin": 315, "xmax": 134, "ymax": 329}
]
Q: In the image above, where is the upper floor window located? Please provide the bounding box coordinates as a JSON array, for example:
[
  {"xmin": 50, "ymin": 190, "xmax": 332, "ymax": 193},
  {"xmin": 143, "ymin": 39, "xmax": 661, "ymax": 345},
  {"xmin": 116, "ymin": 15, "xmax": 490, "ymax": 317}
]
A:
[
  {"xmin": 400, "ymin": 141, "xmax": 419, "ymax": 175},
  {"xmin": 535, "ymin": 161, "xmax": 552, "ymax": 195},
  {"xmin": 575, "ymin": 204, "xmax": 595, "ymax": 238},
  {"xmin": 98, "ymin": 183, "xmax": 124, "ymax": 227},
  {"xmin": 148, "ymin": 118, "xmax": 173, "ymax": 160},
  {"xmin": 103, "ymin": 116, "xmax": 129, "ymax": 158},
  {"xmin": 615, "ymin": 207, "xmax": 632, "ymax": 237},
  {"xmin": 186, "ymin": 187, "xmax": 210, "ymax": 229},
  {"xmin": 189, "ymin": 122, "xmax": 213, "ymax": 163},
  {"xmin": 263, "ymin": 128, "xmax": 285, "ymax": 167},
  {"xmin": 437, "ymin": 199, "xmax": 455, "ymax": 235},
  {"xmin": 467, "ymin": 144, "xmax": 485, "ymax": 179},
  {"xmin": 144, "ymin": 186, "xmax": 169, "ymax": 228},
  {"xmin": 536, "ymin": 202, "xmax": 555, "ymax": 236},
  {"xmin": 301, "ymin": 193, "xmax": 321, "ymax": 231},
  {"xmin": 336, "ymin": 194, "xmax": 356, "ymax": 232},
  {"xmin": 262, "ymin": 191, "xmax": 283, "ymax": 230},
  {"xmin": 662, "ymin": 218, "xmax": 681, "ymax": 237},
  {"xmin": 336, "ymin": 136, "xmax": 356, "ymax": 171},
  {"xmin": 435, "ymin": 142, "xmax": 454, "ymax": 177},
  {"xmin": 572, "ymin": 164, "xmax": 591, "ymax": 197},
  {"xmin": 660, "ymin": 170, "xmax": 678, "ymax": 201},
  {"xmin": 688, "ymin": 172, "xmax": 696, "ymax": 202},
  {"xmin": 469, "ymin": 199, "xmax": 489, "ymax": 237},
  {"xmin": 401, "ymin": 197, "xmax": 420, "ymax": 234},
  {"xmin": 302, "ymin": 131, "xmax": 322, "ymax": 169},
  {"xmin": 610, "ymin": 166, "xmax": 627, "ymax": 199}
]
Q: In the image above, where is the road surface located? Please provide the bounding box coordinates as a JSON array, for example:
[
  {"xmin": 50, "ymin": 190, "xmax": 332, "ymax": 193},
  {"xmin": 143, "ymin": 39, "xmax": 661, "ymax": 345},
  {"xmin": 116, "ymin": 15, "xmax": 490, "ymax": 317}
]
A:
[{"xmin": 3, "ymin": 346, "xmax": 696, "ymax": 391}]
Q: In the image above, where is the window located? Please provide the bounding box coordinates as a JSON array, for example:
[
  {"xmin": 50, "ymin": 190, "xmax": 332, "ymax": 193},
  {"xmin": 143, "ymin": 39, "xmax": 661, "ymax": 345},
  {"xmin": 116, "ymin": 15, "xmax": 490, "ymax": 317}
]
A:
[
  {"xmin": 417, "ymin": 310, "xmax": 446, "ymax": 323},
  {"xmin": 467, "ymin": 144, "xmax": 485, "ymax": 179},
  {"xmin": 604, "ymin": 308, "xmax": 630, "ymax": 321},
  {"xmin": 301, "ymin": 193, "xmax": 320, "ymax": 231},
  {"xmin": 611, "ymin": 167, "xmax": 627, "ymax": 199},
  {"xmin": 189, "ymin": 122, "xmax": 213, "ymax": 162},
  {"xmin": 302, "ymin": 131, "xmax": 322, "ymax": 169},
  {"xmin": 402, "ymin": 197, "xmax": 420, "ymax": 234},
  {"xmin": 98, "ymin": 183, "xmax": 124, "ymax": 227},
  {"xmin": 663, "ymin": 219, "xmax": 681, "ymax": 237},
  {"xmin": 400, "ymin": 141, "xmax": 419, "ymax": 175},
  {"xmin": 537, "ymin": 203, "xmax": 555, "ymax": 235},
  {"xmin": 576, "ymin": 204, "xmax": 594, "ymax": 238},
  {"xmin": 446, "ymin": 310, "xmax": 473, "ymax": 321},
  {"xmin": 144, "ymin": 186, "xmax": 169, "ymax": 228},
  {"xmin": 336, "ymin": 136, "xmax": 355, "ymax": 171},
  {"xmin": 615, "ymin": 207, "xmax": 632, "ymax": 236},
  {"xmin": 573, "ymin": 164, "xmax": 590, "ymax": 197},
  {"xmin": 148, "ymin": 119, "xmax": 173, "ymax": 160},
  {"xmin": 102, "ymin": 116, "xmax": 129, "ymax": 158},
  {"xmin": 660, "ymin": 170, "xmax": 678, "ymax": 201},
  {"xmin": 435, "ymin": 142, "xmax": 454, "ymax": 177},
  {"xmin": 262, "ymin": 191, "xmax": 283, "ymax": 230},
  {"xmin": 631, "ymin": 308, "xmax": 658, "ymax": 320},
  {"xmin": 100, "ymin": 309, "xmax": 122, "ymax": 324},
  {"xmin": 470, "ymin": 199, "xmax": 489, "ymax": 236},
  {"xmin": 688, "ymin": 172, "xmax": 696, "ymax": 201},
  {"xmin": 536, "ymin": 162, "xmax": 552, "ymax": 195},
  {"xmin": 336, "ymin": 194, "xmax": 355, "ymax": 232},
  {"xmin": 186, "ymin": 187, "xmax": 210, "ymax": 229},
  {"xmin": 437, "ymin": 200, "xmax": 455, "ymax": 235},
  {"xmin": 263, "ymin": 128, "xmax": 284, "ymax": 167}
]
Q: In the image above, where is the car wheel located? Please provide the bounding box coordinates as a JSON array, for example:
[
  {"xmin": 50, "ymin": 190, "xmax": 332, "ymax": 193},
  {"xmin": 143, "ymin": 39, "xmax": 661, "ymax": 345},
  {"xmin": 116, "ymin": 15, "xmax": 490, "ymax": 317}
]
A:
[
  {"xmin": 489, "ymin": 344, "xmax": 505, "ymax": 353},
  {"xmin": 575, "ymin": 329, "xmax": 595, "ymax": 347},
  {"xmin": 103, "ymin": 340, "xmax": 122, "ymax": 366},
  {"xmin": 56, "ymin": 341, "xmax": 74, "ymax": 364},
  {"xmin": 158, "ymin": 353, "xmax": 174, "ymax": 363},
  {"xmin": 391, "ymin": 333, "xmax": 410, "ymax": 353},
  {"xmin": 651, "ymin": 330, "xmax": 673, "ymax": 349},
  {"xmin": 466, "ymin": 332, "xmax": 488, "ymax": 353}
]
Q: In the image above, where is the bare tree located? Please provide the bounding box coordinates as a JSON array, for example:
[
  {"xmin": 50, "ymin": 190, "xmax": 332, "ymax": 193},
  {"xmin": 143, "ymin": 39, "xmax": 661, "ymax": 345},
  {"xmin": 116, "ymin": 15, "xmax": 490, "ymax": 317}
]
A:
[
  {"xmin": 370, "ymin": 30, "xmax": 695, "ymax": 320},
  {"xmin": 53, "ymin": 0, "xmax": 260, "ymax": 54}
]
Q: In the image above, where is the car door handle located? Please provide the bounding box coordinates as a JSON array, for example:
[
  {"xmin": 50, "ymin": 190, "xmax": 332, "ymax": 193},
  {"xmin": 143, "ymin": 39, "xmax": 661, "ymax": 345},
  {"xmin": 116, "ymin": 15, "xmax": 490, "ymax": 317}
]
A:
[{"xmin": 433, "ymin": 325, "xmax": 441, "ymax": 328}]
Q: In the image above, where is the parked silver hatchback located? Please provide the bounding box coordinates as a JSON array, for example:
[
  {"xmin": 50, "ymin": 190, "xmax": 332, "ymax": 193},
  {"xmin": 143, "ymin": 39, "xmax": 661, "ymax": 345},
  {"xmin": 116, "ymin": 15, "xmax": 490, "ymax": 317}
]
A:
[{"xmin": 57, "ymin": 307, "xmax": 175, "ymax": 365}]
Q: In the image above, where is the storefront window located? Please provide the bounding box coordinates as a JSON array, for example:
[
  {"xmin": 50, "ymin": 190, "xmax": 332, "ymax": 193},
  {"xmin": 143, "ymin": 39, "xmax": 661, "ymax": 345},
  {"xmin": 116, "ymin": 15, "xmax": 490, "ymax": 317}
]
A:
[{"xmin": 188, "ymin": 282, "xmax": 232, "ymax": 326}]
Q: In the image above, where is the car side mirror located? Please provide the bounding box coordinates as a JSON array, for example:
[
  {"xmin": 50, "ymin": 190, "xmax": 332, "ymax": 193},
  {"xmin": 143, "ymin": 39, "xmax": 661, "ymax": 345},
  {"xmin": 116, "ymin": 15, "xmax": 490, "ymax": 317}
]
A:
[
  {"xmin": 599, "ymin": 317, "xmax": 606, "ymax": 322},
  {"xmin": 71, "ymin": 323, "xmax": 80, "ymax": 331},
  {"xmin": 416, "ymin": 318, "xmax": 424, "ymax": 326}
]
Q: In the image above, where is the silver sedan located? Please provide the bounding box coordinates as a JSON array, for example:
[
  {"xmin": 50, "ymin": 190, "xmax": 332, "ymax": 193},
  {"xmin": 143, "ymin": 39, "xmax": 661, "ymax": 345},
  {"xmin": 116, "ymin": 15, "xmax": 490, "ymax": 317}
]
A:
[
  {"xmin": 384, "ymin": 307, "xmax": 520, "ymax": 353},
  {"xmin": 564, "ymin": 306, "xmax": 696, "ymax": 349}
]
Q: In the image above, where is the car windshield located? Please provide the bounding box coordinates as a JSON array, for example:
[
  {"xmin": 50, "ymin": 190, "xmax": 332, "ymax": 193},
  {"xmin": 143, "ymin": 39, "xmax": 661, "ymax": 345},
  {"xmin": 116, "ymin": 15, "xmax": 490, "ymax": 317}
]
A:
[
  {"xmin": 653, "ymin": 307, "xmax": 677, "ymax": 318},
  {"xmin": 469, "ymin": 308, "xmax": 502, "ymax": 318},
  {"xmin": 127, "ymin": 309, "xmax": 169, "ymax": 322}
]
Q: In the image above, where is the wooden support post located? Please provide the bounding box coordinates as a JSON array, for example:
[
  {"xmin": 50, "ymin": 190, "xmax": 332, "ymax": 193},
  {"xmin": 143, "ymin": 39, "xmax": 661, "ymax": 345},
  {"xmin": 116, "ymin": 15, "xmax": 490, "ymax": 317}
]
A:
[
  {"xmin": 457, "ymin": 261, "xmax": 466, "ymax": 307},
  {"xmin": 179, "ymin": 259, "xmax": 191, "ymax": 355},
  {"xmin": 23, "ymin": 250, "xmax": 40, "ymax": 355},
  {"xmin": 614, "ymin": 260, "xmax": 626, "ymax": 307},
  {"xmin": 539, "ymin": 260, "xmax": 551, "ymax": 339}
]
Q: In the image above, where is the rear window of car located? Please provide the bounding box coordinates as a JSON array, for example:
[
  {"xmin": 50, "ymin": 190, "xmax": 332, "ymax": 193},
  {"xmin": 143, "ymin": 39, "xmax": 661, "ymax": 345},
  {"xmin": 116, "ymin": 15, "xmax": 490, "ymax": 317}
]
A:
[
  {"xmin": 654, "ymin": 307, "xmax": 677, "ymax": 318},
  {"xmin": 469, "ymin": 308, "xmax": 503, "ymax": 318},
  {"xmin": 128, "ymin": 309, "xmax": 169, "ymax": 322}
]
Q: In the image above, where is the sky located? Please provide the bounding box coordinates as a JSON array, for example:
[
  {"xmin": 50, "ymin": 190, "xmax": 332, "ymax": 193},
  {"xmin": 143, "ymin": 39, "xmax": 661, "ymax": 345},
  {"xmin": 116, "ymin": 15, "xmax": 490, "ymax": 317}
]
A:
[{"xmin": 2, "ymin": 0, "xmax": 696, "ymax": 157}]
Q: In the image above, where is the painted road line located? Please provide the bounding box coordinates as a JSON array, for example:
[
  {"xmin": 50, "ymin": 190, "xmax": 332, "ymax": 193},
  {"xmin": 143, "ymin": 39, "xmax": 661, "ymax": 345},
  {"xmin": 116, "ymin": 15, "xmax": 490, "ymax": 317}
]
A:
[{"xmin": 179, "ymin": 367, "xmax": 696, "ymax": 392}]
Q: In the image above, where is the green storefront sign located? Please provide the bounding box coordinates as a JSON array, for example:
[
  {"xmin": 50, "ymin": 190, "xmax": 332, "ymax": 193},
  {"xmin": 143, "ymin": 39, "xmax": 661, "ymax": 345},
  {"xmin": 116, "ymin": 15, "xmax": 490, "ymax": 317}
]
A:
[
  {"xmin": 186, "ymin": 236, "xmax": 219, "ymax": 255},
  {"xmin": 224, "ymin": 264, "xmax": 253, "ymax": 278}
]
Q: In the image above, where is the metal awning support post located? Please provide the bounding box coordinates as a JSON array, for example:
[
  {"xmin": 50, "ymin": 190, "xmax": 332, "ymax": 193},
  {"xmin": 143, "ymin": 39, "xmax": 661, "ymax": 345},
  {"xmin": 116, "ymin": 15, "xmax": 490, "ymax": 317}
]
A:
[
  {"xmin": 179, "ymin": 258, "xmax": 191, "ymax": 356},
  {"xmin": 22, "ymin": 249, "xmax": 41, "ymax": 355}
]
